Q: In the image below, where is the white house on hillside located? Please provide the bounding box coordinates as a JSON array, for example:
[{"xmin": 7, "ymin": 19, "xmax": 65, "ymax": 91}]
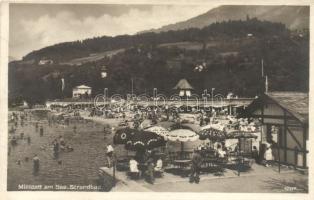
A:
[
  {"xmin": 72, "ymin": 85, "xmax": 92, "ymax": 98},
  {"xmin": 38, "ymin": 59, "xmax": 54, "ymax": 65}
]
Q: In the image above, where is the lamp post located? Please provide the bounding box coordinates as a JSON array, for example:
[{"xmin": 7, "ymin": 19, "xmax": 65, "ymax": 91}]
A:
[
  {"xmin": 104, "ymin": 88, "xmax": 108, "ymax": 102},
  {"xmin": 153, "ymin": 88, "xmax": 157, "ymax": 106},
  {"xmin": 99, "ymin": 66, "xmax": 108, "ymax": 112},
  {"xmin": 101, "ymin": 65, "xmax": 108, "ymax": 99},
  {"xmin": 131, "ymin": 78, "xmax": 134, "ymax": 97}
]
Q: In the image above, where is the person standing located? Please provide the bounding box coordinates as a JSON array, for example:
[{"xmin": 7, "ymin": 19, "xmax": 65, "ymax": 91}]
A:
[
  {"xmin": 205, "ymin": 113, "xmax": 210, "ymax": 125},
  {"xmin": 33, "ymin": 154, "xmax": 40, "ymax": 176},
  {"xmin": 20, "ymin": 132, "xmax": 24, "ymax": 139},
  {"xmin": 145, "ymin": 157, "xmax": 155, "ymax": 184},
  {"xmin": 53, "ymin": 139, "xmax": 60, "ymax": 159},
  {"xmin": 199, "ymin": 113, "xmax": 204, "ymax": 127},
  {"xmin": 252, "ymin": 146, "xmax": 259, "ymax": 164},
  {"xmin": 165, "ymin": 105, "xmax": 169, "ymax": 121},
  {"xmin": 11, "ymin": 136, "xmax": 17, "ymax": 146},
  {"xmin": 35, "ymin": 122, "xmax": 39, "ymax": 132},
  {"xmin": 264, "ymin": 144, "xmax": 273, "ymax": 167},
  {"xmin": 27, "ymin": 136, "xmax": 31, "ymax": 145},
  {"xmin": 106, "ymin": 144, "xmax": 114, "ymax": 167},
  {"xmin": 73, "ymin": 125, "xmax": 77, "ymax": 133},
  {"xmin": 190, "ymin": 149, "xmax": 203, "ymax": 184},
  {"xmin": 39, "ymin": 126, "xmax": 44, "ymax": 137}
]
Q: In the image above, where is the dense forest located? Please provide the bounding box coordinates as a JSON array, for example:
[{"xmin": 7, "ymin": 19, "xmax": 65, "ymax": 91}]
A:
[{"xmin": 9, "ymin": 18, "xmax": 309, "ymax": 106}]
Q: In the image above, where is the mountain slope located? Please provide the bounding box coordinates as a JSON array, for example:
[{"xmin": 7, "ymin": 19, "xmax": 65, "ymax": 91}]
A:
[
  {"xmin": 141, "ymin": 5, "xmax": 309, "ymax": 33},
  {"xmin": 9, "ymin": 19, "xmax": 309, "ymax": 106},
  {"xmin": 21, "ymin": 18, "xmax": 290, "ymax": 63}
]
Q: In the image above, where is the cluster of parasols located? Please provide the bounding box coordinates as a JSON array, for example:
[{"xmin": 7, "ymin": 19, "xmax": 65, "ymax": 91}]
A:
[{"xmin": 113, "ymin": 123, "xmax": 258, "ymax": 151}]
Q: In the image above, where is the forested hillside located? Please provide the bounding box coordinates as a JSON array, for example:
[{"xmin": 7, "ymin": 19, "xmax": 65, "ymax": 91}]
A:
[{"xmin": 9, "ymin": 18, "xmax": 309, "ymax": 106}]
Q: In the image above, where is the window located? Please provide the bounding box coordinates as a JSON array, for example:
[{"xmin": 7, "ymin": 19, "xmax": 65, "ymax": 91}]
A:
[{"xmin": 266, "ymin": 124, "xmax": 283, "ymax": 147}]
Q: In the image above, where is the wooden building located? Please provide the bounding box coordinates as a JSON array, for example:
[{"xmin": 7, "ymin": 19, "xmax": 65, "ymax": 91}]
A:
[
  {"xmin": 245, "ymin": 92, "xmax": 308, "ymax": 168},
  {"xmin": 173, "ymin": 79, "xmax": 194, "ymax": 97}
]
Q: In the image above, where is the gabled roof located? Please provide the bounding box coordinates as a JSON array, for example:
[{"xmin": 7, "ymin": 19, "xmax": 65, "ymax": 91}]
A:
[
  {"xmin": 173, "ymin": 79, "xmax": 194, "ymax": 90},
  {"xmin": 74, "ymin": 85, "xmax": 91, "ymax": 89},
  {"xmin": 266, "ymin": 92, "xmax": 308, "ymax": 124},
  {"xmin": 245, "ymin": 92, "xmax": 308, "ymax": 124}
]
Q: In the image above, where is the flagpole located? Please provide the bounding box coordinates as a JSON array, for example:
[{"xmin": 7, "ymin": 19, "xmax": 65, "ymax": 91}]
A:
[
  {"xmin": 265, "ymin": 75, "xmax": 268, "ymax": 93},
  {"xmin": 61, "ymin": 78, "xmax": 65, "ymax": 98},
  {"xmin": 131, "ymin": 78, "xmax": 134, "ymax": 97},
  {"xmin": 261, "ymin": 59, "xmax": 264, "ymax": 77}
]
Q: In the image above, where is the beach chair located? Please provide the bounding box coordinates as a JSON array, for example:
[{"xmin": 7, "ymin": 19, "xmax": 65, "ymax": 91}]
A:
[
  {"xmin": 127, "ymin": 171, "xmax": 140, "ymax": 180},
  {"xmin": 154, "ymin": 168, "xmax": 164, "ymax": 178}
]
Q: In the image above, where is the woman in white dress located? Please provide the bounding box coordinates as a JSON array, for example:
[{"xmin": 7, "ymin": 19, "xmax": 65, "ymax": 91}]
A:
[{"xmin": 264, "ymin": 144, "xmax": 273, "ymax": 167}]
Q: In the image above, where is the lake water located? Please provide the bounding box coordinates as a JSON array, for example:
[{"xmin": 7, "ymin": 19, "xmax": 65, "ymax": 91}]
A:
[{"xmin": 7, "ymin": 112, "xmax": 126, "ymax": 191}]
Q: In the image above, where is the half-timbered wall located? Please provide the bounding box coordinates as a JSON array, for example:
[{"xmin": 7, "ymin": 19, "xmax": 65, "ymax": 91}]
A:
[{"xmin": 251, "ymin": 98, "xmax": 308, "ymax": 168}]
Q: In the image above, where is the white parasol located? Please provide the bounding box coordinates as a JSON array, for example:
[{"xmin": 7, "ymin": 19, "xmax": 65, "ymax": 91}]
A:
[
  {"xmin": 200, "ymin": 123, "xmax": 225, "ymax": 131},
  {"xmin": 165, "ymin": 129, "xmax": 199, "ymax": 142},
  {"xmin": 145, "ymin": 126, "xmax": 169, "ymax": 138}
]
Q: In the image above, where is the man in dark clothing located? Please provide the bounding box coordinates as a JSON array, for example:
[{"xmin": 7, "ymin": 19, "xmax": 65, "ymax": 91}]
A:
[
  {"xmin": 39, "ymin": 126, "xmax": 44, "ymax": 137},
  {"xmin": 190, "ymin": 150, "xmax": 203, "ymax": 183},
  {"xmin": 204, "ymin": 113, "xmax": 210, "ymax": 125},
  {"xmin": 200, "ymin": 114, "xmax": 204, "ymax": 126},
  {"xmin": 20, "ymin": 132, "xmax": 24, "ymax": 139},
  {"xmin": 252, "ymin": 146, "xmax": 259, "ymax": 164},
  {"xmin": 35, "ymin": 122, "xmax": 39, "ymax": 132},
  {"xmin": 53, "ymin": 140, "xmax": 60, "ymax": 159},
  {"xmin": 33, "ymin": 154, "xmax": 40, "ymax": 176},
  {"xmin": 27, "ymin": 136, "xmax": 31, "ymax": 145},
  {"xmin": 145, "ymin": 157, "xmax": 155, "ymax": 184}
]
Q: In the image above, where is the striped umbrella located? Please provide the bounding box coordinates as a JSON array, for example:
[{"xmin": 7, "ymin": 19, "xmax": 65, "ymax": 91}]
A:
[
  {"xmin": 165, "ymin": 129, "xmax": 199, "ymax": 142},
  {"xmin": 226, "ymin": 130, "xmax": 258, "ymax": 139},
  {"xmin": 198, "ymin": 128, "xmax": 226, "ymax": 141},
  {"xmin": 125, "ymin": 130, "xmax": 165, "ymax": 151},
  {"xmin": 113, "ymin": 127, "xmax": 135, "ymax": 145},
  {"xmin": 164, "ymin": 129, "xmax": 199, "ymax": 158}
]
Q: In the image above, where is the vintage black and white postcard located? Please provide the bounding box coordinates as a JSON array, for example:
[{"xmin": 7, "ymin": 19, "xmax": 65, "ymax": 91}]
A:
[{"xmin": 0, "ymin": 0, "xmax": 312, "ymax": 199}]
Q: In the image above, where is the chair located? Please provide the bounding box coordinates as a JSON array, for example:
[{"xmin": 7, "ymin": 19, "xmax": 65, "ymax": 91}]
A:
[
  {"xmin": 154, "ymin": 169, "xmax": 164, "ymax": 178},
  {"xmin": 127, "ymin": 171, "xmax": 140, "ymax": 180}
]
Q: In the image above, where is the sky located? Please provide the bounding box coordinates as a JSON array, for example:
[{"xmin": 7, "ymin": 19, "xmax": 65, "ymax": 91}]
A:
[{"xmin": 9, "ymin": 4, "xmax": 216, "ymax": 60}]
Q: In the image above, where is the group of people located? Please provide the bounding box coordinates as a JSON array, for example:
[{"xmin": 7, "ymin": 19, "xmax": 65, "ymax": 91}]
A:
[
  {"xmin": 199, "ymin": 111, "xmax": 213, "ymax": 126},
  {"xmin": 9, "ymin": 110, "xmax": 78, "ymax": 177},
  {"xmin": 9, "ymin": 112, "xmax": 34, "ymax": 148},
  {"xmin": 9, "ymin": 111, "xmax": 43, "ymax": 175},
  {"xmin": 52, "ymin": 136, "xmax": 74, "ymax": 159},
  {"xmin": 129, "ymin": 150, "xmax": 163, "ymax": 184},
  {"xmin": 106, "ymin": 143, "xmax": 163, "ymax": 185},
  {"xmin": 196, "ymin": 141, "xmax": 234, "ymax": 159}
]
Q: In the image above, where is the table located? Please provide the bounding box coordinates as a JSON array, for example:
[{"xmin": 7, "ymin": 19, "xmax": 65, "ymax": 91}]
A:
[
  {"xmin": 230, "ymin": 156, "xmax": 252, "ymax": 176},
  {"xmin": 173, "ymin": 159, "xmax": 191, "ymax": 169},
  {"xmin": 172, "ymin": 159, "xmax": 191, "ymax": 177}
]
